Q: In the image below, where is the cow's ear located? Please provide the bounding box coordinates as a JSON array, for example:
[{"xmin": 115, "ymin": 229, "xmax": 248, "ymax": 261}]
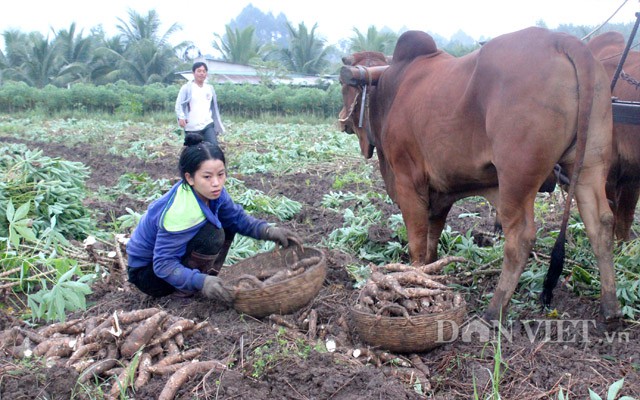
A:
[{"xmin": 342, "ymin": 55, "xmax": 355, "ymax": 66}]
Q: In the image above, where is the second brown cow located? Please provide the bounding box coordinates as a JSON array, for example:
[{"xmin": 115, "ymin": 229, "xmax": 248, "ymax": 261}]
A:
[{"xmin": 588, "ymin": 31, "xmax": 640, "ymax": 242}]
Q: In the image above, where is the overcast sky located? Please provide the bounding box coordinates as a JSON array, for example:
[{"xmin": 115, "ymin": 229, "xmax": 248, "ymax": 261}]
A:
[{"xmin": 1, "ymin": 0, "xmax": 638, "ymax": 55}]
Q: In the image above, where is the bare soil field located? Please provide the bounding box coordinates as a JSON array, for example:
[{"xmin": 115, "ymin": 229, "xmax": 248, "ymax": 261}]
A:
[{"xmin": 1, "ymin": 136, "xmax": 639, "ymax": 399}]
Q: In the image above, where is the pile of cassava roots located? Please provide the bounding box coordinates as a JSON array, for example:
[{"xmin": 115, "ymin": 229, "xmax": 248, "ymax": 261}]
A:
[
  {"xmin": 226, "ymin": 256, "xmax": 322, "ymax": 292},
  {"xmin": 0, "ymin": 307, "xmax": 225, "ymax": 400},
  {"xmin": 354, "ymin": 256, "xmax": 466, "ymax": 318}
]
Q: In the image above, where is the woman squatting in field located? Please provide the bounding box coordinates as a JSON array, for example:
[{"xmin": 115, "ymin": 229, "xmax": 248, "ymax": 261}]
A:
[{"xmin": 126, "ymin": 133, "xmax": 302, "ymax": 302}]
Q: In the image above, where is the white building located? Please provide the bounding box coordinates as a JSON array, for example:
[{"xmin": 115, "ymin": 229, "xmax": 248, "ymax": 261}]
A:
[{"xmin": 177, "ymin": 57, "xmax": 334, "ymax": 86}]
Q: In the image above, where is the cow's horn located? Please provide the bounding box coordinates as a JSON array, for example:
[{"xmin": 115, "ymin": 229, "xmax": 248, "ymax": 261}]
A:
[{"xmin": 339, "ymin": 66, "xmax": 388, "ymax": 86}]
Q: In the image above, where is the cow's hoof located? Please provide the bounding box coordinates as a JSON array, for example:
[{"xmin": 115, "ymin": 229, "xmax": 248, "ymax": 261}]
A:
[
  {"xmin": 539, "ymin": 289, "xmax": 553, "ymax": 308},
  {"xmin": 481, "ymin": 310, "xmax": 498, "ymax": 324},
  {"xmin": 600, "ymin": 311, "xmax": 624, "ymax": 332}
]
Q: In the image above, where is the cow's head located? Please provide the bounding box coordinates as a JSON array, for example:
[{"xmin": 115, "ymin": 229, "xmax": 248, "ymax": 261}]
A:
[{"xmin": 338, "ymin": 52, "xmax": 389, "ymax": 159}]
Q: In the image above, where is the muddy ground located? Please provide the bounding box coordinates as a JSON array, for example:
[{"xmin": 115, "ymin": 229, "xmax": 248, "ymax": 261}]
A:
[{"xmin": 1, "ymin": 136, "xmax": 639, "ymax": 399}]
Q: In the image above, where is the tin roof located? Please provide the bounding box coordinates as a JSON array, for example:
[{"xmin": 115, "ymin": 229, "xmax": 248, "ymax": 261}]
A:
[{"xmin": 176, "ymin": 57, "xmax": 335, "ymax": 86}]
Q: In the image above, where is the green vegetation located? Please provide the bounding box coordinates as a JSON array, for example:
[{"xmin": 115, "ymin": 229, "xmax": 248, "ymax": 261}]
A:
[
  {"xmin": 0, "ymin": 142, "xmax": 100, "ymax": 321},
  {"xmin": 556, "ymin": 377, "xmax": 636, "ymax": 400},
  {"xmin": 477, "ymin": 313, "xmax": 508, "ymax": 400},
  {"xmin": 227, "ymin": 177, "xmax": 302, "ymax": 220},
  {"xmin": 249, "ymin": 327, "xmax": 313, "ymax": 378},
  {"xmin": 27, "ymin": 265, "xmax": 94, "ymax": 322},
  {"xmin": 0, "ymin": 80, "xmax": 343, "ymax": 118},
  {"xmin": 0, "ymin": 143, "xmax": 95, "ymax": 243}
]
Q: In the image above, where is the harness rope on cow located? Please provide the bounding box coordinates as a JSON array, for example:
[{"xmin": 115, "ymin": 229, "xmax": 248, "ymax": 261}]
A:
[{"xmin": 621, "ymin": 70, "xmax": 640, "ymax": 89}]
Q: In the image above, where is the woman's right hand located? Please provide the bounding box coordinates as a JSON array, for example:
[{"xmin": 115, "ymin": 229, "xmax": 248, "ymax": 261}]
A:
[{"xmin": 201, "ymin": 276, "xmax": 232, "ymax": 303}]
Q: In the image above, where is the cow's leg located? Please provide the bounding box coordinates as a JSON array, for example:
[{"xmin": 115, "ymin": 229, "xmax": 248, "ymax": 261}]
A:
[
  {"xmin": 574, "ymin": 167, "xmax": 621, "ymax": 324},
  {"xmin": 482, "ymin": 188, "xmax": 502, "ymax": 233},
  {"xmin": 613, "ymin": 184, "xmax": 639, "ymax": 242},
  {"xmin": 484, "ymin": 192, "xmax": 537, "ymax": 322},
  {"xmin": 425, "ymin": 204, "xmax": 453, "ymax": 263},
  {"xmin": 394, "ymin": 183, "xmax": 431, "ymax": 264}
]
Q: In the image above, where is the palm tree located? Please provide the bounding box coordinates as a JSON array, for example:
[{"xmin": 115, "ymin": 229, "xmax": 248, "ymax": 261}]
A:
[
  {"xmin": 103, "ymin": 9, "xmax": 185, "ymax": 85},
  {"xmin": 1, "ymin": 30, "xmax": 30, "ymax": 72},
  {"xmin": 94, "ymin": 37, "xmax": 179, "ymax": 85},
  {"xmin": 116, "ymin": 9, "xmax": 181, "ymax": 47},
  {"xmin": 119, "ymin": 38, "xmax": 180, "ymax": 84},
  {"xmin": 54, "ymin": 23, "xmax": 94, "ymax": 65},
  {"xmin": 213, "ymin": 25, "xmax": 263, "ymax": 65},
  {"xmin": 52, "ymin": 23, "xmax": 96, "ymax": 84},
  {"xmin": 90, "ymin": 34, "xmax": 127, "ymax": 84},
  {"xmin": 1, "ymin": 30, "xmax": 34, "ymax": 84},
  {"xmin": 6, "ymin": 32, "xmax": 62, "ymax": 88},
  {"xmin": 0, "ymin": 48, "xmax": 6, "ymax": 84},
  {"xmin": 276, "ymin": 22, "xmax": 332, "ymax": 75},
  {"xmin": 348, "ymin": 26, "xmax": 398, "ymax": 55}
]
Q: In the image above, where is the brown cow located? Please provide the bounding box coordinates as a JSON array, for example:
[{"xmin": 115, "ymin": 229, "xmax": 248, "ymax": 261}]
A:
[
  {"xmin": 338, "ymin": 28, "xmax": 621, "ymax": 325},
  {"xmin": 588, "ymin": 31, "xmax": 640, "ymax": 241}
]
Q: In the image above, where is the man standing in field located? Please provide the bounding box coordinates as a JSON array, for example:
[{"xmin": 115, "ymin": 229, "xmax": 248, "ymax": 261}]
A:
[{"xmin": 175, "ymin": 62, "xmax": 225, "ymax": 146}]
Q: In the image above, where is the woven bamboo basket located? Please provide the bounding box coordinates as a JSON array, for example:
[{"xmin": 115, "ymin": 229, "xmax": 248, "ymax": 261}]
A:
[
  {"xmin": 350, "ymin": 302, "xmax": 467, "ymax": 353},
  {"xmin": 219, "ymin": 246, "xmax": 326, "ymax": 318}
]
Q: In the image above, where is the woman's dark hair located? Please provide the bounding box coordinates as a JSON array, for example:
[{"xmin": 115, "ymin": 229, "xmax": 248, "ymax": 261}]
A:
[
  {"xmin": 192, "ymin": 61, "xmax": 208, "ymax": 72},
  {"xmin": 179, "ymin": 133, "xmax": 225, "ymax": 182}
]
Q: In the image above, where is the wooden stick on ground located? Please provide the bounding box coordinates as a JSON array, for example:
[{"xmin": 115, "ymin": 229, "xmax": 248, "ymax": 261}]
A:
[
  {"xmin": 307, "ymin": 309, "xmax": 318, "ymax": 339},
  {"xmin": 0, "ymin": 270, "xmax": 55, "ymax": 290},
  {"xmin": 114, "ymin": 237, "xmax": 129, "ymax": 285}
]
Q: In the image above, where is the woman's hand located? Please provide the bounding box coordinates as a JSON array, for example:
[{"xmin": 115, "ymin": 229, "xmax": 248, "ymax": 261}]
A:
[
  {"xmin": 201, "ymin": 276, "xmax": 232, "ymax": 303},
  {"xmin": 262, "ymin": 226, "xmax": 302, "ymax": 248}
]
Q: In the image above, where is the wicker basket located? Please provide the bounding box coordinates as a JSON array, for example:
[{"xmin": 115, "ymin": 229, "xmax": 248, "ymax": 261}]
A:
[
  {"xmin": 219, "ymin": 246, "xmax": 326, "ymax": 318},
  {"xmin": 350, "ymin": 303, "xmax": 467, "ymax": 353}
]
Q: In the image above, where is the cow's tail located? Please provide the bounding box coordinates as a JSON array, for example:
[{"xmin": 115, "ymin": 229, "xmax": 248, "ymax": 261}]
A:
[{"xmin": 541, "ymin": 37, "xmax": 596, "ymax": 307}]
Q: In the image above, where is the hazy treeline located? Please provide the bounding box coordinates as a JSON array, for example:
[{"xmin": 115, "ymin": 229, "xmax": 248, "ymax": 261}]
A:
[{"xmin": 2, "ymin": 4, "xmax": 636, "ymax": 88}]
